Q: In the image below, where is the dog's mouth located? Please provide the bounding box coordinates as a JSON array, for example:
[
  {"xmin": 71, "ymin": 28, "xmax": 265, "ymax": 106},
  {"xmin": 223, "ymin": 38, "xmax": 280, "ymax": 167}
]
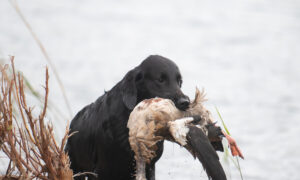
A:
[{"xmin": 143, "ymin": 91, "xmax": 190, "ymax": 111}]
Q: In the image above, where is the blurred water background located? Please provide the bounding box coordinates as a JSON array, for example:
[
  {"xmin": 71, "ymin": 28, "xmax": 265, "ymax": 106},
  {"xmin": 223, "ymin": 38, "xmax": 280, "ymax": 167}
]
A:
[{"xmin": 1, "ymin": 0, "xmax": 300, "ymax": 179}]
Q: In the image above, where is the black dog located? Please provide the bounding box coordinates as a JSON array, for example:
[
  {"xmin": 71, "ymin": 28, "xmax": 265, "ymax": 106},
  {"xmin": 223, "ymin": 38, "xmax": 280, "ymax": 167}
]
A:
[{"xmin": 65, "ymin": 55, "xmax": 190, "ymax": 180}]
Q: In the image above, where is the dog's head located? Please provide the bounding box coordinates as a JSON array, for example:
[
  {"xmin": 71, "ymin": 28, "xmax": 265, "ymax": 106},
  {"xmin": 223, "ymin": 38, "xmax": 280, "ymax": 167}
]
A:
[{"xmin": 122, "ymin": 55, "xmax": 190, "ymax": 111}]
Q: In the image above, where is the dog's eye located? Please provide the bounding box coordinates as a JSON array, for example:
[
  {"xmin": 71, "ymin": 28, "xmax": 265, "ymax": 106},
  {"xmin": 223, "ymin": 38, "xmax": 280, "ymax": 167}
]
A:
[
  {"xmin": 135, "ymin": 72, "xmax": 143, "ymax": 82},
  {"xmin": 178, "ymin": 79, "xmax": 182, "ymax": 87},
  {"xmin": 157, "ymin": 74, "xmax": 166, "ymax": 83},
  {"xmin": 158, "ymin": 77, "xmax": 165, "ymax": 83},
  {"xmin": 177, "ymin": 75, "xmax": 182, "ymax": 87}
]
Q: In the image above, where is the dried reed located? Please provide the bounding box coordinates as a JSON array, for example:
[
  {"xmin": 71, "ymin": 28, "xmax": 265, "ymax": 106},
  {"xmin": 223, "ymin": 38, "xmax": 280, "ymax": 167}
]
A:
[{"xmin": 0, "ymin": 57, "xmax": 73, "ymax": 179}]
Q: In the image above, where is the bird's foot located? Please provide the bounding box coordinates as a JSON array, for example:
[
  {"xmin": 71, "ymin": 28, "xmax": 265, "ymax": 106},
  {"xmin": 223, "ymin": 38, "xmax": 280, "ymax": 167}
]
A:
[{"xmin": 222, "ymin": 130, "xmax": 244, "ymax": 159}]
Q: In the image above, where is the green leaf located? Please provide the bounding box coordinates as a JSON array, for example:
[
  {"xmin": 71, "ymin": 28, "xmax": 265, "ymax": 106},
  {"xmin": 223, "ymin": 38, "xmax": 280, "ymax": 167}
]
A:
[
  {"xmin": 23, "ymin": 75, "xmax": 42, "ymax": 99},
  {"xmin": 215, "ymin": 106, "xmax": 244, "ymax": 180},
  {"xmin": 215, "ymin": 107, "xmax": 230, "ymax": 136}
]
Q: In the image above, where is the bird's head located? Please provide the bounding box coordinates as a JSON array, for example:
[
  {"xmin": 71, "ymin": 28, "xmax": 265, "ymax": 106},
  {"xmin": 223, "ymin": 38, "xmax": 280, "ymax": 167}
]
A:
[{"xmin": 187, "ymin": 87, "xmax": 214, "ymax": 124}]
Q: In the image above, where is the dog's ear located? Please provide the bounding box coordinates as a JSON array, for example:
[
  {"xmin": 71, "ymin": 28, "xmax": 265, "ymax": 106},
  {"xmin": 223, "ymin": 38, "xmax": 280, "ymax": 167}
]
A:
[{"xmin": 122, "ymin": 69, "xmax": 142, "ymax": 110}]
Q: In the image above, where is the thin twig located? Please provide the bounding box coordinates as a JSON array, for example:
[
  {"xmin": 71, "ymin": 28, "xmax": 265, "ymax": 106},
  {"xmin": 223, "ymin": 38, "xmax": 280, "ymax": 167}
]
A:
[{"xmin": 9, "ymin": 0, "xmax": 73, "ymax": 118}]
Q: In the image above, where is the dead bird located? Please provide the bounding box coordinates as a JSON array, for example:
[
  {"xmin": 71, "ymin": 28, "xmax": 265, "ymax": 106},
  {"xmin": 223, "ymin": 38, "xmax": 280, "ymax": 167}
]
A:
[{"xmin": 127, "ymin": 88, "xmax": 243, "ymax": 180}]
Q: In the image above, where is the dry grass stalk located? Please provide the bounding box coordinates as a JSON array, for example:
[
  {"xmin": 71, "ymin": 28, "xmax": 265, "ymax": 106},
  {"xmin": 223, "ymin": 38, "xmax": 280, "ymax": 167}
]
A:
[
  {"xmin": 9, "ymin": 0, "xmax": 73, "ymax": 118},
  {"xmin": 0, "ymin": 57, "xmax": 73, "ymax": 179}
]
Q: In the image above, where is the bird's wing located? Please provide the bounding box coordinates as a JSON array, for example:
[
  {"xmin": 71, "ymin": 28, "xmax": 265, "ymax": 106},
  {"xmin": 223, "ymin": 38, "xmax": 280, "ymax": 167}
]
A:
[{"xmin": 186, "ymin": 125, "xmax": 227, "ymax": 180}]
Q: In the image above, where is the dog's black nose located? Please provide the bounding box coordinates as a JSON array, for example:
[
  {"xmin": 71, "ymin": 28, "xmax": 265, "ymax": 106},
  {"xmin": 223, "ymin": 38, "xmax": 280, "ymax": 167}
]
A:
[{"xmin": 176, "ymin": 97, "xmax": 190, "ymax": 110}]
